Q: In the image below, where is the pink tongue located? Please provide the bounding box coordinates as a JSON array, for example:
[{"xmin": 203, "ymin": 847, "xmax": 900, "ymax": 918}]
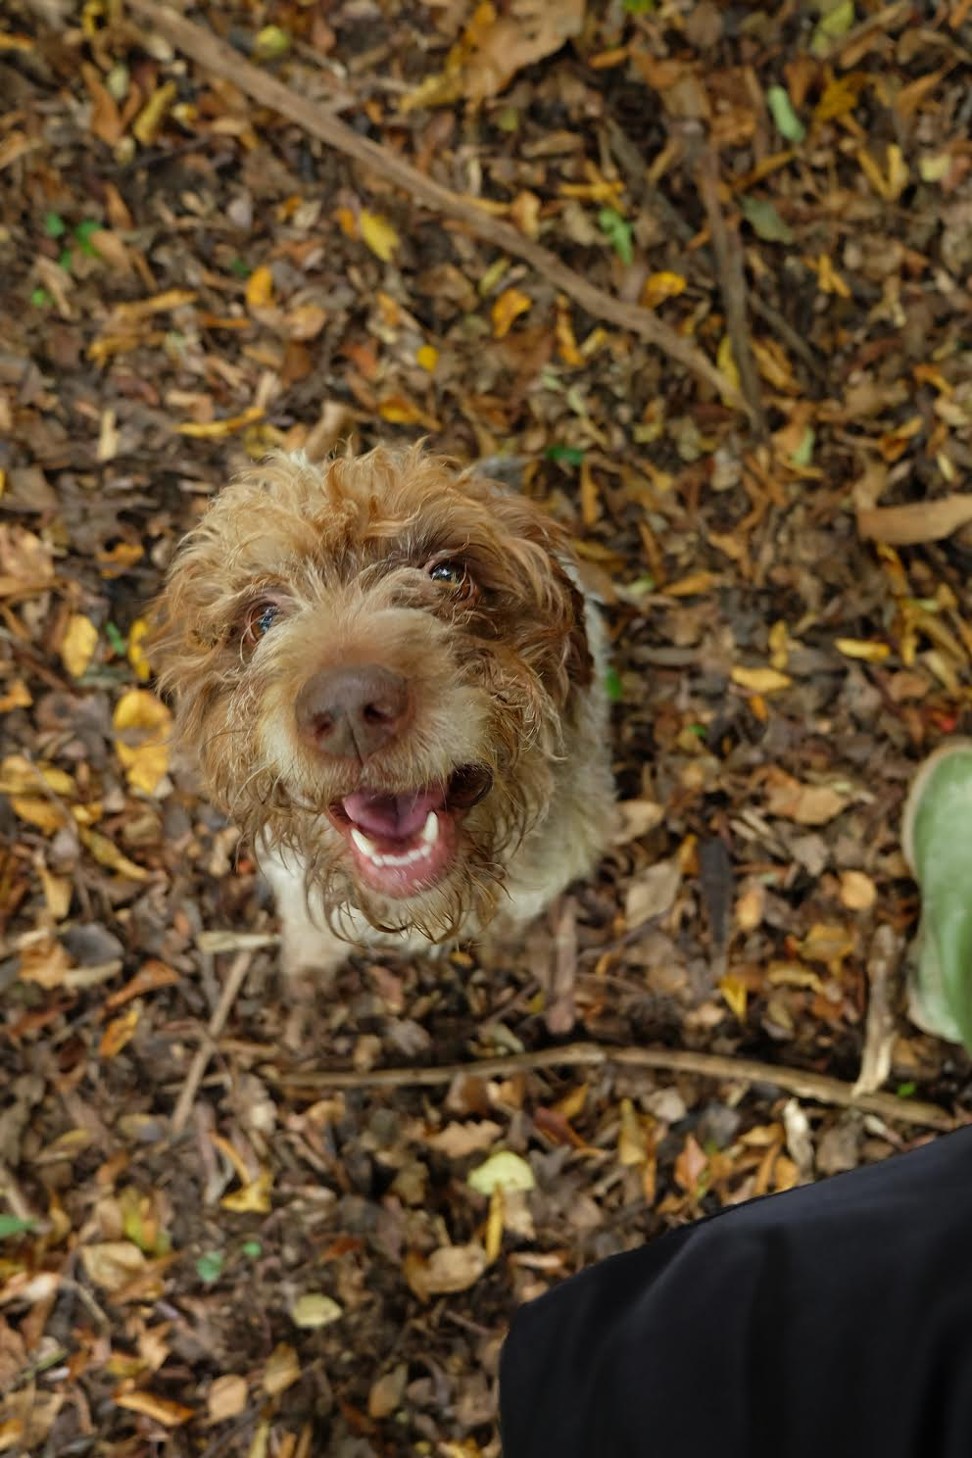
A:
[{"xmin": 342, "ymin": 787, "xmax": 445, "ymax": 840}]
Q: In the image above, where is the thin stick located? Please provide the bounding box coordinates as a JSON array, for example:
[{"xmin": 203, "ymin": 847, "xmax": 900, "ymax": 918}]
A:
[
  {"xmin": 126, "ymin": 0, "xmax": 747, "ymax": 417},
  {"xmin": 264, "ymin": 1040, "xmax": 959, "ymax": 1132},
  {"xmin": 170, "ymin": 950, "xmax": 254, "ymax": 1137},
  {"xmin": 696, "ymin": 145, "xmax": 766, "ymax": 436}
]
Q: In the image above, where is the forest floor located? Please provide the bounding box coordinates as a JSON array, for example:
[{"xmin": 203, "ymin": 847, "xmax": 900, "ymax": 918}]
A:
[{"xmin": 2, "ymin": 0, "xmax": 972, "ymax": 1454}]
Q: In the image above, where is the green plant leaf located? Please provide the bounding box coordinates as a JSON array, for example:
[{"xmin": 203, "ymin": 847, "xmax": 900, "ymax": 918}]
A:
[
  {"xmin": 545, "ymin": 444, "xmax": 585, "ymax": 467},
  {"xmin": 30, "ymin": 287, "xmax": 52, "ymax": 308},
  {"xmin": 739, "ymin": 195, "xmax": 794, "ymax": 244},
  {"xmin": 74, "ymin": 218, "xmax": 101, "ymax": 257},
  {"xmin": 605, "ymin": 667, "xmax": 623, "ymax": 703},
  {"xmin": 196, "ymin": 1250, "xmax": 225, "ymax": 1284},
  {"xmin": 597, "ymin": 208, "xmax": 634, "ymax": 266},
  {"xmin": 766, "ymin": 85, "xmax": 806, "ymax": 143},
  {"xmin": 0, "ymin": 1214, "xmax": 36, "ymax": 1240},
  {"xmin": 43, "ymin": 212, "xmax": 66, "ymax": 238}
]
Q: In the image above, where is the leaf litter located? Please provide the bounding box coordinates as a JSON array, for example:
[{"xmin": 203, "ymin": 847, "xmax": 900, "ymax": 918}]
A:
[{"xmin": 1, "ymin": 0, "xmax": 972, "ymax": 1452}]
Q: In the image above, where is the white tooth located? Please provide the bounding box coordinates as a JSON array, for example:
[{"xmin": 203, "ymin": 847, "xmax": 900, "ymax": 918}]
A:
[
  {"xmin": 421, "ymin": 811, "xmax": 439, "ymax": 846},
  {"xmin": 350, "ymin": 827, "xmax": 382, "ymax": 863}
]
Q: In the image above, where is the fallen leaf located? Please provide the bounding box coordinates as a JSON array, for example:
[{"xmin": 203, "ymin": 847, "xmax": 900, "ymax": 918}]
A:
[
  {"xmin": 99, "ymin": 1006, "xmax": 140, "ymax": 1059},
  {"xmin": 406, "ymin": 1243, "xmax": 488, "ymax": 1299},
  {"xmin": 220, "ymin": 1169, "xmax": 273, "ymax": 1214},
  {"xmin": 113, "ymin": 1391, "xmax": 193, "ymax": 1427},
  {"xmin": 764, "ymin": 769, "xmax": 849, "ymax": 827},
  {"xmin": 112, "ymin": 689, "xmax": 171, "ymax": 795},
  {"xmin": 468, "ymin": 1150, "xmax": 535, "ymax": 1195},
  {"xmin": 262, "ymin": 1343, "xmax": 300, "ymax": 1398},
  {"xmin": 641, "ymin": 271, "xmax": 687, "ymax": 308},
  {"xmin": 613, "ymin": 798, "xmax": 665, "ymax": 844},
  {"xmin": 127, "ymin": 619, "xmax": 152, "ymax": 681},
  {"xmin": 368, "ymin": 1364, "xmax": 408, "ymax": 1420},
  {"xmin": 207, "ymin": 1374, "xmax": 248, "ymax": 1423},
  {"xmin": 176, "ymin": 407, "xmax": 265, "ymax": 438},
  {"xmin": 60, "ymin": 614, "xmax": 98, "ymax": 678},
  {"xmin": 290, "ymin": 1293, "xmax": 342, "ymax": 1329},
  {"xmin": 359, "ymin": 211, "xmax": 399, "ymax": 262},
  {"xmin": 492, "ymin": 287, "xmax": 532, "ymax": 339},
  {"xmin": 625, "ymin": 857, "xmax": 682, "ymax": 929},
  {"xmin": 81, "ymin": 1241, "xmax": 147, "ymax": 1293},
  {"xmin": 839, "ymin": 870, "xmax": 876, "ymax": 911},
  {"xmin": 731, "ymin": 665, "xmax": 793, "ymax": 694},
  {"xmin": 426, "ymin": 1121, "xmax": 502, "ymax": 1158},
  {"xmin": 78, "ymin": 828, "xmax": 151, "ymax": 881}
]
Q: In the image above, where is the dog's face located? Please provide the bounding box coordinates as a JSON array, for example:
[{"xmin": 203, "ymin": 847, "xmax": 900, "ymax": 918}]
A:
[{"xmin": 153, "ymin": 448, "xmax": 593, "ymax": 941}]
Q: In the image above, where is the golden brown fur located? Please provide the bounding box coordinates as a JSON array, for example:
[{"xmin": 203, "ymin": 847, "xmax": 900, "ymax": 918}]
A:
[{"xmin": 153, "ymin": 446, "xmax": 614, "ymax": 975}]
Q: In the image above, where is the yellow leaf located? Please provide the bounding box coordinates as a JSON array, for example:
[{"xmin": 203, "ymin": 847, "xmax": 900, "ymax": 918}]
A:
[
  {"xmin": 719, "ymin": 973, "xmax": 748, "ymax": 1020},
  {"xmin": 262, "ymin": 1343, "xmax": 301, "ymax": 1398},
  {"xmin": 19, "ymin": 937, "xmax": 72, "ymax": 988},
  {"xmin": 359, "ymin": 211, "xmax": 399, "ymax": 262},
  {"xmin": 484, "ymin": 1187, "xmax": 504, "ymax": 1263},
  {"xmin": 377, "ymin": 393, "xmax": 435, "ymax": 427},
  {"xmin": 127, "ymin": 618, "xmax": 151, "ymax": 682},
  {"xmin": 99, "ymin": 1006, "xmax": 140, "ymax": 1059},
  {"xmin": 8, "ymin": 796, "xmax": 66, "ymax": 833},
  {"xmin": 290, "ymin": 1293, "xmax": 343, "ymax": 1329},
  {"xmin": 252, "ymin": 24, "xmax": 290, "ymax": 61},
  {"xmin": 0, "ymin": 678, "xmax": 31, "ymax": 712},
  {"xmin": 113, "ymin": 689, "xmax": 171, "ymax": 795},
  {"xmin": 641, "ymin": 271, "xmax": 686, "ymax": 308},
  {"xmin": 0, "ymin": 755, "xmax": 75, "ymax": 798},
  {"xmin": 617, "ymin": 1097, "xmax": 648, "ymax": 1166},
  {"xmin": 221, "ymin": 1169, "xmax": 273, "ymax": 1214},
  {"xmin": 176, "ymin": 406, "xmax": 265, "ymax": 438},
  {"xmin": 555, "ymin": 295, "xmax": 583, "ymax": 366},
  {"xmin": 835, "ymin": 637, "xmax": 891, "ymax": 663},
  {"xmin": 416, "ymin": 344, "xmax": 439, "ymax": 372},
  {"xmin": 491, "ymin": 286, "xmax": 532, "ymax": 339},
  {"xmin": 60, "ymin": 613, "xmax": 98, "ymax": 678},
  {"xmin": 334, "ymin": 206, "xmax": 357, "ymax": 239},
  {"xmin": 716, "ymin": 335, "xmax": 741, "ymax": 406},
  {"xmin": 132, "ymin": 81, "xmax": 177, "ymax": 146},
  {"xmin": 245, "ymin": 265, "xmax": 275, "ymax": 310},
  {"xmin": 662, "ymin": 571, "xmax": 719, "ymax": 598},
  {"xmin": 114, "ymin": 1391, "xmax": 194, "ymax": 1427},
  {"xmin": 730, "ymin": 666, "xmax": 793, "ymax": 694},
  {"xmin": 79, "ymin": 828, "xmax": 150, "ymax": 881}
]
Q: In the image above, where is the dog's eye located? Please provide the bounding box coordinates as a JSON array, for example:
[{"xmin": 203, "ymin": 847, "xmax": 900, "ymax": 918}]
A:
[
  {"xmin": 429, "ymin": 560, "xmax": 468, "ymax": 588},
  {"xmin": 242, "ymin": 601, "xmax": 282, "ymax": 644}
]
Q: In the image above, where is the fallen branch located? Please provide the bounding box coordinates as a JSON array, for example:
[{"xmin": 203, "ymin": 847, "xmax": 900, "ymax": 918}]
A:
[
  {"xmin": 126, "ymin": 0, "xmax": 747, "ymax": 416},
  {"xmin": 171, "ymin": 950, "xmax": 254, "ymax": 1137},
  {"xmin": 696, "ymin": 145, "xmax": 766, "ymax": 437},
  {"xmin": 265, "ymin": 1040, "xmax": 959, "ymax": 1132}
]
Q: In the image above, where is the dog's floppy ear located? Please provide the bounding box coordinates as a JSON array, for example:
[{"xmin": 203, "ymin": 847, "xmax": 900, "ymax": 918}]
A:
[{"xmin": 475, "ymin": 480, "xmax": 596, "ymax": 699}]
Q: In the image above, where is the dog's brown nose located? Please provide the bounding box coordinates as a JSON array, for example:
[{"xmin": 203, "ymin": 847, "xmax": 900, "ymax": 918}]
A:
[{"xmin": 295, "ymin": 665, "xmax": 410, "ymax": 759}]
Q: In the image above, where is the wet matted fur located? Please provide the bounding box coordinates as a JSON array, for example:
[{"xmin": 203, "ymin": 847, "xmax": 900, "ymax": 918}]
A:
[{"xmin": 153, "ymin": 446, "xmax": 615, "ymax": 976}]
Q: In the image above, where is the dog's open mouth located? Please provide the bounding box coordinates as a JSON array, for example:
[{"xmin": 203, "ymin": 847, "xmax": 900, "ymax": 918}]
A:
[{"xmin": 328, "ymin": 764, "xmax": 492, "ymax": 899}]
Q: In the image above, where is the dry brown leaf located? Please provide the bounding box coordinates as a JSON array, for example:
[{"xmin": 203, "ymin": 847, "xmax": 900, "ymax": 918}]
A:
[
  {"xmin": 262, "ymin": 1343, "xmax": 301, "ymax": 1397},
  {"xmin": 81, "ymin": 1241, "xmax": 147, "ymax": 1293},
  {"xmin": 368, "ymin": 1363, "xmax": 408, "ymax": 1420},
  {"xmin": 624, "ymin": 857, "xmax": 681, "ymax": 929},
  {"xmin": 426, "ymin": 1121, "xmax": 502, "ymax": 1158},
  {"xmin": 78, "ymin": 828, "xmax": 151, "ymax": 881},
  {"xmin": 839, "ymin": 870, "xmax": 876, "ymax": 911},
  {"xmin": 0, "ymin": 524, "xmax": 54, "ymax": 597},
  {"xmin": 403, "ymin": 0, "xmax": 584, "ymax": 108},
  {"xmin": 406, "ymin": 1243, "xmax": 487, "ymax": 1300},
  {"xmin": 764, "ymin": 769, "xmax": 849, "ymax": 826},
  {"xmin": 207, "ymin": 1374, "xmax": 248, "ymax": 1423},
  {"xmin": 613, "ymin": 798, "xmax": 665, "ymax": 845},
  {"xmin": 290, "ymin": 1293, "xmax": 342, "ymax": 1329},
  {"xmin": 857, "ymin": 494, "xmax": 972, "ymax": 546},
  {"xmin": 730, "ymin": 666, "xmax": 792, "ymax": 694},
  {"xmin": 99, "ymin": 1006, "xmax": 140, "ymax": 1059}
]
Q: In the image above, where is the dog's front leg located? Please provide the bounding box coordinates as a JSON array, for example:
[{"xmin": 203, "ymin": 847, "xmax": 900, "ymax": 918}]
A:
[{"xmin": 257, "ymin": 843, "xmax": 348, "ymax": 980}]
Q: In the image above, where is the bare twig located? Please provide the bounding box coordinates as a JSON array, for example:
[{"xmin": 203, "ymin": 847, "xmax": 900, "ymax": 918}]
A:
[
  {"xmin": 854, "ymin": 923, "xmax": 903, "ymax": 1098},
  {"xmin": 696, "ymin": 145, "xmax": 766, "ymax": 436},
  {"xmin": 265, "ymin": 1041, "xmax": 959, "ymax": 1132},
  {"xmin": 126, "ymin": 0, "xmax": 747, "ymax": 416},
  {"xmin": 170, "ymin": 950, "xmax": 254, "ymax": 1137}
]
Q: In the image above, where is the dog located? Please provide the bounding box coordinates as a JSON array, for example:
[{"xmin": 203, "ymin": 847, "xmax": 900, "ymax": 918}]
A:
[{"xmin": 153, "ymin": 446, "xmax": 615, "ymax": 980}]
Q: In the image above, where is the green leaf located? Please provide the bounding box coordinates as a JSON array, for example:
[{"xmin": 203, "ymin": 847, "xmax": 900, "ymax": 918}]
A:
[
  {"xmin": 623, "ymin": 0, "xmax": 656, "ymax": 10},
  {"xmin": 739, "ymin": 195, "xmax": 794, "ymax": 245},
  {"xmin": 896, "ymin": 1081, "xmax": 917, "ymax": 1099},
  {"xmin": 813, "ymin": 0, "xmax": 855, "ymax": 55},
  {"xmin": 104, "ymin": 621, "xmax": 126, "ymax": 656},
  {"xmin": 57, "ymin": 247, "xmax": 73, "ymax": 271},
  {"xmin": 74, "ymin": 218, "xmax": 101, "ymax": 257},
  {"xmin": 43, "ymin": 212, "xmax": 66, "ymax": 238},
  {"xmin": 229, "ymin": 257, "xmax": 251, "ymax": 278},
  {"xmin": 544, "ymin": 444, "xmax": 585, "ymax": 467},
  {"xmin": 766, "ymin": 85, "xmax": 806, "ymax": 143},
  {"xmin": 597, "ymin": 207, "xmax": 634, "ymax": 266},
  {"xmin": 196, "ymin": 1250, "xmax": 225, "ymax": 1284},
  {"xmin": 241, "ymin": 1240, "xmax": 262, "ymax": 1259},
  {"xmin": 0, "ymin": 1214, "xmax": 35, "ymax": 1240},
  {"xmin": 791, "ymin": 427, "xmax": 816, "ymax": 467},
  {"xmin": 605, "ymin": 666, "xmax": 623, "ymax": 704},
  {"xmin": 30, "ymin": 287, "xmax": 51, "ymax": 308}
]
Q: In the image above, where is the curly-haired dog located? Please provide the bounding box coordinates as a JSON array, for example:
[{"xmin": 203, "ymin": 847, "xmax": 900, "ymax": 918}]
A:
[{"xmin": 154, "ymin": 447, "xmax": 615, "ymax": 979}]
